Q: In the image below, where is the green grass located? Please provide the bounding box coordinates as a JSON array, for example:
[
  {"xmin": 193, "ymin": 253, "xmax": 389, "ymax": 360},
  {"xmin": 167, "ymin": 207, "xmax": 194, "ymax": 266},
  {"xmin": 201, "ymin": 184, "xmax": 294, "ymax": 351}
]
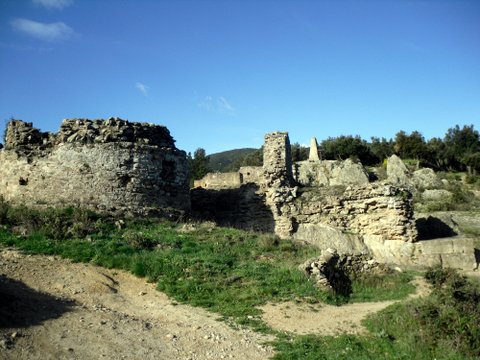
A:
[
  {"xmin": 271, "ymin": 268, "xmax": 480, "ymax": 360},
  {"xmin": 0, "ymin": 201, "xmax": 445, "ymax": 358},
  {"xmin": 271, "ymin": 333, "xmax": 403, "ymax": 360},
  {"xmin": 349, "ymin": 272, "xmax": 415, "ymax": 302},
  {"xmin": 0, "ymin": 222, "xmax": 328, "ymax": 328}
]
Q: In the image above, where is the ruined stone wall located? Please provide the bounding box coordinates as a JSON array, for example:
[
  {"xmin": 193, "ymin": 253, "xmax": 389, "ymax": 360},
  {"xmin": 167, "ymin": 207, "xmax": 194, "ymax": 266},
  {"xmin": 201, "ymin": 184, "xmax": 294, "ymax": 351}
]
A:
[
  {"xmin": 193, "ymin": 172, "xmax": 242, "ymax": 189},
  {"xmin": 193, "ymin": 167, "xmax": 263, "ymax": 190},
  {"xmin": 262, "ymin": 132, "xmax": 298, "ymax": 237},
  {"xmin": 191, "ymin": 131, "xmax": 417, "ymax": 245},
  {"xmin": 262, "ymin": 132, "xmax": 294, "ymax": 188},
  {"xmin": 0, "ymin": 118, "xmax": 190, "ymax": 215},
  {"xmin": 287, "ymin": 184, "xmax": 417, "ymax": 242},
  {"xmin": 238, "ymin": 166, "xmax": 263, "ymax": 184},
  {"xmin": 190, "ymin": 184, "xmax": 274, "ymax": 232}
]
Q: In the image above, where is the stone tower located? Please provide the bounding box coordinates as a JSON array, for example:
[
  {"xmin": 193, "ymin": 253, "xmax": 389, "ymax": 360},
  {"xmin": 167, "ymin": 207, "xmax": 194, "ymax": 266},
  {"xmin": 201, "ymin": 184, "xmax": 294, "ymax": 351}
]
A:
[
  {"xmin": 263, "ymin": 132, "xmax": 294, "ymax": 188},
  {"xmin": 262, "ymin": 131, "xmax": 297, "ymax": 238}
]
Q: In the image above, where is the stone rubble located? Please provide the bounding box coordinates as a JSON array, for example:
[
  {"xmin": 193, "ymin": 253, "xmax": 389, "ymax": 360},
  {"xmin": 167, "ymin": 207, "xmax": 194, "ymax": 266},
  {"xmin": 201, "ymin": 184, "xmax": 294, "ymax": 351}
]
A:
[{"xmin": 300, "ymin": 248, "xmax": 388, "ymax": 291}]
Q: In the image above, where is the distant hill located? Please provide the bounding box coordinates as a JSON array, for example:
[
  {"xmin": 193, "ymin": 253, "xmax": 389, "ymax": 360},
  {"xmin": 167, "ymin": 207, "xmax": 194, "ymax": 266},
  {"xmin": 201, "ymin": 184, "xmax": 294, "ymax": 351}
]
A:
[{"xmin": 207, "ymin": 148, "xmax": 258, "ymax": 172}]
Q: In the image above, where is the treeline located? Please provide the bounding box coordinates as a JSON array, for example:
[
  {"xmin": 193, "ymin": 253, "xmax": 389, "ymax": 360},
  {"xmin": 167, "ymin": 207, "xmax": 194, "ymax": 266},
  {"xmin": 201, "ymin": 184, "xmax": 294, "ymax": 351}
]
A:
[
  {"xmin": 319, "ymin": 124, "xmax": 480, "ymax": 173},
  {"xmin": 188, "ymin": 124, "xmax": 480, "ymax": 183}
]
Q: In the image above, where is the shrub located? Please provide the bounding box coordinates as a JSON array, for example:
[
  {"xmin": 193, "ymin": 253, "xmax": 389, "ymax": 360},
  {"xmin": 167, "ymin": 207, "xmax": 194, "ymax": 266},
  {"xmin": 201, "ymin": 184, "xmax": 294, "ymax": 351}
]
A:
[
  {"xmin": 366, "ymin": 267, "xmax": 480, "ymax": 358},
  {"xmin": 0, "ymin": 199, "xmax": 111, "ymax": 240},
  {"xmin": 122, "ymin": 230, "xmax": 156, "ymax": 249}
]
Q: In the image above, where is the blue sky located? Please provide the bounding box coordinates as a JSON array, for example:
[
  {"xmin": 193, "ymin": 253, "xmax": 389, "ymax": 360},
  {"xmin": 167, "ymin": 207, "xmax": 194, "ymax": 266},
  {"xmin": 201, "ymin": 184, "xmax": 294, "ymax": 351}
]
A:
[{"xmin": 1, "ymin": 0, "xmax": 479, "ymax": 155}]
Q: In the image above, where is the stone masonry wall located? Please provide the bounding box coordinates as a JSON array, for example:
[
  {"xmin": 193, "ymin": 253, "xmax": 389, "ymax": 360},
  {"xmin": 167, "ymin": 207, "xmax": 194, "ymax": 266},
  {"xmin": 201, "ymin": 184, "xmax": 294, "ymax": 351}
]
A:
[
  {"xmin": 0, "ymin": 118, "xmax": 190, "ymax": 216},
  {"xmin": 238, "ymin": 166, "xmax": 263, "ymax": 184},
  {"xmin": 262, "ymin": 132, "xmax": 298, "ymax": 238},
  {"xmin": 262, "ymin": 132, "xmax": 294, "ymax": 188},
  {"xmin": 193, "ymin": 172, "xmax": 242, "ymax": 189},
  {"xmin": 287, "ymin": 184, "xmax": 418, "ymax": 242}
]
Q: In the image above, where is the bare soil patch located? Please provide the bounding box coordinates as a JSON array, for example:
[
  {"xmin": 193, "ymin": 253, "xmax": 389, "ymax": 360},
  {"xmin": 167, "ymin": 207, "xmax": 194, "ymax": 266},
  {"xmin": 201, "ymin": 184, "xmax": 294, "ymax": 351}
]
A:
[
  {"xmin": 0, "ymin": 246, "xmax": 435, "ymax": 359},
  {"xmin": 0, "ymin": 248, "xmax": 274, "ymax": 360},
  {"xmin": 260, "ymin": 276, "xmax": 430, "ymax": 336}
]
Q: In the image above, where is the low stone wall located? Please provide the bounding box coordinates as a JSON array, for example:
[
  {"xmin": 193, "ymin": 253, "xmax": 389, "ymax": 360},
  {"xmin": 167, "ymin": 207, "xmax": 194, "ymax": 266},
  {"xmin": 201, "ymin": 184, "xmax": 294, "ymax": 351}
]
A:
[
  {"xmin": 0, "ymin": 118, "xmax": 190, "ymax": 216},
  {"xmin": 193, "ymin": 172, "xmax": 242, "ymax": 189},
  {"xmin": 239, "ymin": 166, "xmax": 263, "ymax": 184},
  {"xmin": 190, "ymin": 184, "xmax": 275, "ymax": 232}
]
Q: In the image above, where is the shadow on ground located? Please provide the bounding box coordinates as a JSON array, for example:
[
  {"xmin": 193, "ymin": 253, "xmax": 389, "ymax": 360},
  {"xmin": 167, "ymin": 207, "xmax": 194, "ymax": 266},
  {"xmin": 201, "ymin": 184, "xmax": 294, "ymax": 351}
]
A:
[{"xmin": 0, "ymin": 275, "xmax": 74, "ymax": 328}]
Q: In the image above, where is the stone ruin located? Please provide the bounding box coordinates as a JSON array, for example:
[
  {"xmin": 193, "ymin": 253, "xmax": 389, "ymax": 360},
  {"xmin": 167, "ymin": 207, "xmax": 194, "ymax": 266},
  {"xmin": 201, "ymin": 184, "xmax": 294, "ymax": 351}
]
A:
[
  {"xmin": 0, "ymin": 118, "xmax": 190, "ymax": 216},
  {"xmin": 0, "ymin": 119, "xmax": 476, "ymax": 270},
  {"xmin": 300, "ymin": 248, "xmax": 388, "ymax": 294},
  {"xmin": 192, "ymin": 131, "xmax": 478, "ymax": 270}
]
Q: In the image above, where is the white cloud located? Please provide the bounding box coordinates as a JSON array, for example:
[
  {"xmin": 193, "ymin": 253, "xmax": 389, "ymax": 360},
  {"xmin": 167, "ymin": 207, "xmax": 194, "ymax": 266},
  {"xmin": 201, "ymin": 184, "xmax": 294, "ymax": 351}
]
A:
[
  {"xmin": 198, "ymin": 96, "xmax": 235, "ymax": 115},
  {"xmin": 135, "ymin": 82, "xmax": 149, "ymax": 96},
  {"xmin": 198, "ymin": 96, "xmax": 214, "ymax": 111},
  {"xmin": 33, "ymin": 0, "xmax": 74, "ymax": 10},
  {"xmin": 11, "ymin": 18, "xmax": 75, "ymax": 42},
  {"xmin": 217, "ymin": 96, "xmax": 235, "ymax": 115}
]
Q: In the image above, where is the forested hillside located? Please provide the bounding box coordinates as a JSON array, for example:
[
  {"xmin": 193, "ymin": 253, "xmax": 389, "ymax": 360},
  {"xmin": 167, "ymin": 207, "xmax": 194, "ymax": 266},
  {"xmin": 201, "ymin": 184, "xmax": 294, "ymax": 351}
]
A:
[{"xmin": 207, "ymin": 148, "xmax": 257, "ymax": 172}]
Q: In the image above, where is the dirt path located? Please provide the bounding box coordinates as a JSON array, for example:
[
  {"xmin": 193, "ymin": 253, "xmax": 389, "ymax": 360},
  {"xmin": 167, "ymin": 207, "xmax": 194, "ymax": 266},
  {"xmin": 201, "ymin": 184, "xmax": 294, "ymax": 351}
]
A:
[
  {"xmin": 0, "ymin": 247, "xmax": 432, "ymax": 359},
  {"xmin": 0, "ymin": 248, "xmax": 274, "ymax": 360},
  {"xmin": 260, "ymin": 277, "xmax": 430, "ymax": 336}
]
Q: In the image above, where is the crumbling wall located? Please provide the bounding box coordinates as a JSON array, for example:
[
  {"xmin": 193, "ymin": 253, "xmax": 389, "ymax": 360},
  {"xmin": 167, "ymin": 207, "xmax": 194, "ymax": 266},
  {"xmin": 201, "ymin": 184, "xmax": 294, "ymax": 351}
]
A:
[
  {"xmin": 262, "ymin": 132, "xmax": 298, "ymax": 238},
  {"xmin": 191, "ymin": 131, "xmax": 417, "ymax": 245},
  {"xmin": 262, "ymin": 132, "xmax": 294, "ymax": 187},
  {"xmin": 190, "ymin": 184, "xmax": 274, "ymax": 232},
  {"xmin": 193, "ymin": 172, "xmax": 242, "ymax": 189},
  {"xmin": 289, "ymin": 184, "xmax": 417, "ymax": 242},
  {"xmin": 0, "ymin": 118, "xmax": 190, "ymax": 216},
  {"xmin": 238, "ymin": 166, "xmax": 263, "ymax": 184}
]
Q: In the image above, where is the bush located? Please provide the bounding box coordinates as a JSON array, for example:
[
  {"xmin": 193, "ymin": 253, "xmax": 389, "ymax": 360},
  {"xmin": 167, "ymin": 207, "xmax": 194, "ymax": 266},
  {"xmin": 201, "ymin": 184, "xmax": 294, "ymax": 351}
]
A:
[
  {"xmin": 366, "ymin": 267, "xmax": 480, "ymax": 359},
  {"xmin": 0, "ymin": 199, "xmax": 111, "ymax": 240},
  {"xmin": 122, "ymin": 230, "xmax": 156, "ymax": 249}
]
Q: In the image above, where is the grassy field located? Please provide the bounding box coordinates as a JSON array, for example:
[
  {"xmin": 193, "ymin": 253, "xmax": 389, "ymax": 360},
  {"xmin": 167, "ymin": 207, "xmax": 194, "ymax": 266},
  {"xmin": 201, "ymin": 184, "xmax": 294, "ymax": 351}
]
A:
[{"xmin": 1, "ymin": 201, "xmax": 479, "ymax": 359}]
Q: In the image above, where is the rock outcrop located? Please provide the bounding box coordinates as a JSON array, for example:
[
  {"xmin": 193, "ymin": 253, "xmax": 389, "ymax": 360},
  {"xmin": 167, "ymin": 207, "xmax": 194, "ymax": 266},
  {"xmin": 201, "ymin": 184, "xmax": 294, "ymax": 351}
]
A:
[
  {"xmin": 411, "ymin": 168, "xmax": 443, "ymax": 189},
  {"xmin": 294, "ymin": 158, "xmax": 369, "ymax": 187},
  {"xmin": 386, "ymin": 154, "xmax": 410, "ymax": 185}
]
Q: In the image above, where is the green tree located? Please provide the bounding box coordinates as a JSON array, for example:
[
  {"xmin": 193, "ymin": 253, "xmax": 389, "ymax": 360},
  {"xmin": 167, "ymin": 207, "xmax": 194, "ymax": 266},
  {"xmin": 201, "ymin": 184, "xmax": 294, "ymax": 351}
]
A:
[
  {"xmin": 291, "ymin": 142, "xmax": 308, "ymax": 162},
  {"xmin": 463, "ymin": 152, "xmax": 480, "ymax": 175},
  {"xmin": 320, "ymin": 135, "xmax": 377, "ymax": 165},
  {"xmin": 394, "ymin": 130, "xmax": 427, "ymax": 167},
  {"xmin": 425, "ymin": 137, "xmax": 447, "ymax": 169},
  {"xmin": 189, "ymin": 148, "xmax": 211, "ymax": 186},
  {"xmin": 443, "ymin": 125, "xmax": 480, "ymax": 171},
  {"xmin": 369, "ymin": 137, "xmax": 394, "ymax": 163}
]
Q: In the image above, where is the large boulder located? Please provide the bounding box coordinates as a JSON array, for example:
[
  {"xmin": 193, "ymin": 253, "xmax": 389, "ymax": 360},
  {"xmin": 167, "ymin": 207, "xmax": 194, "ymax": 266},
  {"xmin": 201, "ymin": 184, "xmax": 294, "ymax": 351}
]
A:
[
  {"xmin": 421, "ymin": 189, "xmax": 453, "ymax": 202},
  {"xmin": 386, "ymin": 155, "xmax": 409, "ymax": 185},
  {"xmin": 330, "ymin": 158, "xmax": 370, "ymax": 186},
  {"xmin": 412, "ymin": 168, "xmax": 443, "ymax": 189},
  {"xmin": 295, "ymin": 159, "xmax": 369, "ymax": 187}
]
